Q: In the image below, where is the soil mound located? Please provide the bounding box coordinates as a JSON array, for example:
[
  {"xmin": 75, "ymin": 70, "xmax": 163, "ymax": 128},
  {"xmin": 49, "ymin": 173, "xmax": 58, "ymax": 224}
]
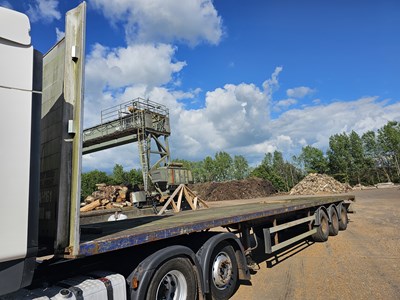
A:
[
  {"xmin": 189, "ymin": 177, "xmax": 277, "ymax": 201},
  {"xmin": 289, "ymin": 173, "xmax": 351, "ymax": 195}
]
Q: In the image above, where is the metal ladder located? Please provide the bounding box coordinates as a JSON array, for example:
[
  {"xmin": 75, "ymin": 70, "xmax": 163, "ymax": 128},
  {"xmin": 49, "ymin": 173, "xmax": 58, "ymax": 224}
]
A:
[{"xmin": 136, "ymin": 110, "xmax": 150, "ymax": 192}]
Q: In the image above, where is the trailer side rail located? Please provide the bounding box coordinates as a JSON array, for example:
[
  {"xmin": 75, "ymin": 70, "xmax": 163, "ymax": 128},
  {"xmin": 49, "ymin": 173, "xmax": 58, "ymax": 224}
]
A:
[{"xmin": 263, "ymin": 215, "xmax": 317, "ymax": 254}]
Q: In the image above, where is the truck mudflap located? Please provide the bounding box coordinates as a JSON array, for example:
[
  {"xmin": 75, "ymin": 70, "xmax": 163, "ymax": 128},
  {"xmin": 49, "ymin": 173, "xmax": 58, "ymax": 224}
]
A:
[{"xmin": 2, "ymin": 272, "xmax": 126, "ymax": 300}]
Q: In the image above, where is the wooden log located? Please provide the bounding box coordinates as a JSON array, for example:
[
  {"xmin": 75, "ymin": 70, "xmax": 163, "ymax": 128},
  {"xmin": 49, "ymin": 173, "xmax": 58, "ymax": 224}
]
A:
[
  {"xmin": 92, "ymin": 191, "xmax": 106, "ymax": 199},
  {"xmin": 118, "ymin": 190, "xmax": 127, "ymax": 199},
  {"xmin": 84, "ymin": 195, "xmax": 95, "ymax": 204},
  {"xmin": 80, "ymin": 199, "xmax": 101, "ymax": 212},
  {"xmin": 101, "ymin": 199, "xmax": 110, "ymax": 205}
]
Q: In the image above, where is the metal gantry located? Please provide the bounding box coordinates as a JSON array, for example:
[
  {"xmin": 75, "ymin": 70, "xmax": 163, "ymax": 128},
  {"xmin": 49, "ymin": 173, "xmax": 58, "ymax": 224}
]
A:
[{"xmin": 82, "ymin": 98, "xmax": 171, "ymax": 192}]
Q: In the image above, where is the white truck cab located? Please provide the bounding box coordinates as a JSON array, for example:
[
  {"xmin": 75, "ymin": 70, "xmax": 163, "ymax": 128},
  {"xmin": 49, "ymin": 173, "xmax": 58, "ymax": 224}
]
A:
[{"xmin": 0, "ymin": 6, "xmax": 41, "ymax": 295}]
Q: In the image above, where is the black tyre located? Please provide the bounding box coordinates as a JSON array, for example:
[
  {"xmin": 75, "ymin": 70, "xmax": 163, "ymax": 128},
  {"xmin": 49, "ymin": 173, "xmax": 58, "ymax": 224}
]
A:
[
  {"xmin": 329, "ymin": 207, "xmax": 339, "ymax": 236},
  {"xmin": 312, "ymin": 210, "xmax": 329, "ymax": 242},
  {"xmin": 146, "ymin": 257, "xmax": 197, "ymax": 300},
  {"xmin": 339, "ymin": 205, "xmax": 348, "ymax": 231},
  {"xmin": 208, "ymin": 242, "xmax": 238, "ymax": 300}
]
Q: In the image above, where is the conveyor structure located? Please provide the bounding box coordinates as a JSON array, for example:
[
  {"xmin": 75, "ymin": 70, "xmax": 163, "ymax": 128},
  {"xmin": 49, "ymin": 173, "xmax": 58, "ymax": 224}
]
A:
[{"xmin": 82, "ymin": 98, "xmax": 171, "ymax": 192}]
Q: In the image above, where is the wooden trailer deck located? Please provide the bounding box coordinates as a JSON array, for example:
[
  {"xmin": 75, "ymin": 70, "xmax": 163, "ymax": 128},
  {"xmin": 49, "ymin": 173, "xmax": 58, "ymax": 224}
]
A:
[{"xmin": 76, "ymin": 195, "xmax": 354, "ymax": 257}]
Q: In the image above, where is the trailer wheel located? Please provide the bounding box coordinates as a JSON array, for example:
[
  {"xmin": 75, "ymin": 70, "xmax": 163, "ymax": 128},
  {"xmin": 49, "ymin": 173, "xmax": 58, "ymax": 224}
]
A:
[
  {"xmin": 146, "ymin": 257, "xmax": 197, "ymax": 300},
  {"xmin": 329, "ymin": 207, "xmax": 339, "ymax": 236},
  {"xmin": 312, "ymin": 210, "xmax": 329, "ymax": 242},
  {"xmin": 339, "ymin": 205, "xmax": 348, "ymax": 231},
  {"xmin": 208, "ymin": 242, "xmax": 238, "ymax": 300}
]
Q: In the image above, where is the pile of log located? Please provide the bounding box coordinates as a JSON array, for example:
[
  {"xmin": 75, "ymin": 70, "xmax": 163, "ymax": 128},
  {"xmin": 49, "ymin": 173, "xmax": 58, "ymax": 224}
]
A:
[
  {"xmin": 289, "ymin": 173, "xmax": 352, "ymax": 195},
  {"xmin": 80, "ymin": 184, "xmax": 133, "ymax": 212}
]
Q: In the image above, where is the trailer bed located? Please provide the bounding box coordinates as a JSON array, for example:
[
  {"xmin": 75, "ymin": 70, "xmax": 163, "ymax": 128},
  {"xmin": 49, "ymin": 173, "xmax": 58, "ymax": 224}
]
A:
[{"xmin": 76, "ymin": 195, "xmax": 354, "ymax": 257}]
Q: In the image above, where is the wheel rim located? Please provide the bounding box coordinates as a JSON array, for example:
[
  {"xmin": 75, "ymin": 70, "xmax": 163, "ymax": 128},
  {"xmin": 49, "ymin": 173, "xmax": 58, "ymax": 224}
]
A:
[
  {"xmin": 212, "ymin": 251, "xmax": 233, "ymax": 290},
  {"xmin": 156, "ymin": 270, "xmax": 187, "ymax": 300}
]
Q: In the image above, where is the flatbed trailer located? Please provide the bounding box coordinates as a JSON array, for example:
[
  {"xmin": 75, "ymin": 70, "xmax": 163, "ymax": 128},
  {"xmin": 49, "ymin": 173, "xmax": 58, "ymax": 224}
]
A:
[
  {"xmin": 77, "ymin": 195, "xmax": 353, "ymax": 256},
  {"xmin": 0, "ymin": 4, "xmax": 355, "ymax": 300},
  {"xmin": 23, "ymin": 193, "xmax": 353, "ymax": 300}
]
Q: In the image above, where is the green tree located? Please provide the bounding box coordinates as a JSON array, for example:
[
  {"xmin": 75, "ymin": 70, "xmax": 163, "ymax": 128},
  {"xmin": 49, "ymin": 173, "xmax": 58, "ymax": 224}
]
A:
[
  {"xmin": 232, "ymin": 155, "xmax": 249, "ymax": 180},
  {"xmin": 361, "ymin": 130, "xmax": 380, "ymax": 183},
  {"xmin": 251, "ymin": 152, "xmax": 287, "ymax": 192},
  {"xmin": 214, "ymin": 151, "xmax": 233, "ymax": 181},
  {"xmin": 203, "ymin": 156, "xmax": 216, "ymax": 182},
  {"xmin": 378, "ymin": 121, "xmax": 400, "ymax": 181},
  {"xmin": 348, "ymin": 131, "xmax": 367, "ymax": 184},
  {"xmin": 327, "ymin": 133, "xmax": 351, "ymax": 183},
  {"xmin": 111, "ymin": 164, "xmax": 128, "ymax": 184},
  {"xmin": 127, "ymin": 168, "xmax": 143, "ymax": 186},
  {"xmin": 299, "ymin": 145, "xmax": 328, "ymax": 174},
  {"xmin": 81, "ymin": 170, "xmax": 111, "ymax": 200}
]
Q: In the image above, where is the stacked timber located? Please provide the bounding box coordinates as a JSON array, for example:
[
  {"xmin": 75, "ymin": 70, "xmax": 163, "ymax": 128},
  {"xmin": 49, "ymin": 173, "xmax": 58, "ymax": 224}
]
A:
[
  {"xmin": 289, "ymin": 173, "xmax": 352, "ymax": 195},
  {"xmin": 80, "ymin": 184, "xmax": 132, "ymax": 212}
]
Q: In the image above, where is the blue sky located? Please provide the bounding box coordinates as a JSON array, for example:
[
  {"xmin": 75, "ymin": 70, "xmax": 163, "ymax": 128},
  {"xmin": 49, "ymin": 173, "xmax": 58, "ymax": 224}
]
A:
[{"xmin": 4, "ymin": 0, "xmax": 400, "ymax": 171}]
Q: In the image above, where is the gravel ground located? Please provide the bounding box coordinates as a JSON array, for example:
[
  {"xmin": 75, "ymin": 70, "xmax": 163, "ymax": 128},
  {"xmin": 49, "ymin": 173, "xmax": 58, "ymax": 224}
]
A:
[{"xmin": 224, "ymin": 188, "xmax": 400, "ymax": 300}]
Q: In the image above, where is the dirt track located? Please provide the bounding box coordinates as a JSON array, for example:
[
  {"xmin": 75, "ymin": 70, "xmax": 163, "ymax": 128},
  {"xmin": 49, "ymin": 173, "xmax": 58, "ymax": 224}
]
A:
[{"xmin": 223, "ymin": 188, "xmax": 400, "ymax": 300}]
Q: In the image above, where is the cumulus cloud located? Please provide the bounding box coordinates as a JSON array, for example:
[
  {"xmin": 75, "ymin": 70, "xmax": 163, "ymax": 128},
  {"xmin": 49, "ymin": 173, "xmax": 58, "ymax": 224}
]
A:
[
  {"xmin": 82, "ymin": 67, "xmax": 278, "ymax": 169},
  {"xmin": 262, "ymin": 66, "xmax": 282, "ymax": 97},
  {"xmin": 90, "ymin": 0, "xmax": 223, "ymax": 46},
  {"xmin": 286, "ymin": 86, "xmax": 315, "ymax": 99},
  {"xmin": 84, "ymin": 43, "xmax": 186, "ymax": 127},
  {"xmin": 81, "ymin": 0, "xmax": 399, "ymax": 170},
  {"xmin": 269, "ymin": 97, "xmax": 400, "ymax": 151},
  {"xmin": 312, "ymin": 98, "xmax": 321, "ymax": 104},
  {"xmin": 83, "ymin": 59, "xmax": 400, "ymax": 171},
  {"xmin": 274, "ymin": 98, "xmax": 297, "ymax": 110},
  {"xmin": 86, "ymin": 43, "xmax": 185, "ymax": 89},
  {"xmin": 27, "ymin": 0, "xmax": 61, "ymax": 23}
]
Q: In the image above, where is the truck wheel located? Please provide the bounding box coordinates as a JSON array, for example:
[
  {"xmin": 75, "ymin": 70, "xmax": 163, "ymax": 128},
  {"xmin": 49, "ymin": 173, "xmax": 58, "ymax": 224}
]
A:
[
  {"xmin": 208, "ymin": 242, "xmax": 238, "ymax": 300},
  {"xmin": 312, "ymin": 210, "xmax": 329, "ymax": 242},
  {"xmin": 146, "ymin": 257, "xmax": 197, "ymax": 300},
  {"xmin": 339, "ymin": 205, "xmax": 348, "ymax": 231},
  {"xmin": 329, "ymin": 207, "xmax": 339, "ymax": 236}
]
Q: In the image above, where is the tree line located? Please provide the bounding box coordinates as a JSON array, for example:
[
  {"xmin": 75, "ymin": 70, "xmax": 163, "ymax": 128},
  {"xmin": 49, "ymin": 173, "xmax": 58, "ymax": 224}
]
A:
[
  {"xmin": 81, "ymin": 121, "xmax": 399, "ymax": 198},
  {"xmin": 298, "ymin": 121, "xmax": 400, "ymax": 185}
]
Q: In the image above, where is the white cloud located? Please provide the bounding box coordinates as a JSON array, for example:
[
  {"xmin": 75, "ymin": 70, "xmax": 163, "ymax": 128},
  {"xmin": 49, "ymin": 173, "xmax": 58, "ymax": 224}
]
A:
[
  {"xmin": 84, "ymin": 43, "xmax": 186, "ymax": 127},
  {"xmin": 27, "ymin": 0, "xmax": 61, "ymax": 23},
  {"xmin": 82, "ymin": 67, "xmax": 280, "ymax": 169},
  {"xmin": 55, "ymin": 27, "xmax": 64, "ymax": 42},
  {"xmin": 312, "ymin": 98, "xmax": 321, "ymax": 104},
  {"xmin": 83, "ymin": 44, "xmax": 400, "ymax": 171},
  {"xmin": 275, "ymin": 98, "xmax": 297, "ymax": 110},
  {"xmin": 86, "ymin": 43, "xmax": 185, "ymax": 90},
  {"xmin": 269, "ymin": 97, "xmax": 400, "ymax": 151},
  {"xmin": 0, "ymin": 1, "xmax": 12, "ymax": 9},
  {"xmin": 286, "ymin": 86, "xmax": 315, "ymax": 99},
  {"xmin": 262, "ymin": 66, "xmax": 282, "ymax": 97},
  {"xmin": 90, "ymin": 0, "xmax": 223, "ymax": 46}
]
